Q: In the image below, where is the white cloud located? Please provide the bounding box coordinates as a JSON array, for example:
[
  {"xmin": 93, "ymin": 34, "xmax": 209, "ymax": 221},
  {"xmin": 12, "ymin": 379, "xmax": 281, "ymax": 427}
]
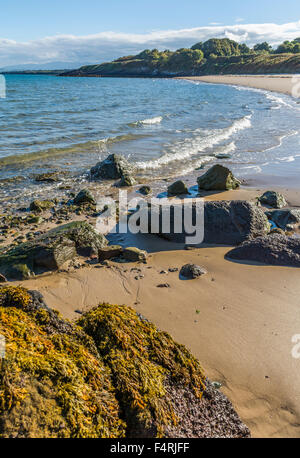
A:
[{"xmin": 1, "ymin": 20, "xmax": 300, "ymax": 68}]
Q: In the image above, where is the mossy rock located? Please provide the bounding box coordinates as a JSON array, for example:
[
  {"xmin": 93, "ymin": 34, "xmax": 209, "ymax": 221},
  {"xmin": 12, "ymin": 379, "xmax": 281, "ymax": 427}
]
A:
[
  {"xmin": 0, "ymin": 287, "xmax": 250, "ymax": 438},
  {"xmin": 197, "ymin": 164, "xmax": 240, "ymax": 191},
  {"xmin": 119, "ymin": 174, "xmax": 136, "ymax": 187},
  {"xmin": 29, "ymin": 200, "xmax": 54, "ymax": 213},
  {"xmin": 73, "ymin": 189, "xmax": 96, "ymax": 206},
  {"xmin": 0, "ymin": 221, "xmax": 108, "ymax": 280}
]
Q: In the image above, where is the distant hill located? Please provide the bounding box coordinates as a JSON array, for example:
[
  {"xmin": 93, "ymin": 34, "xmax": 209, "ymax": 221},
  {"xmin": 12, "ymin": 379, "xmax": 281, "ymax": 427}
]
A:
[
  {"xmin": 60, "ymin": 38, "xmax": 300, "ymax": 78},
  {"xmin": 0, "ymin": 61, "xmax": 92, "ymax": 72}
]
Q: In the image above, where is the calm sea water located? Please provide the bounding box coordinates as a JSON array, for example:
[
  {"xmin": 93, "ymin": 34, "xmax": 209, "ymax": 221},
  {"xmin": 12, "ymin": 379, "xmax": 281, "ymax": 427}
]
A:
[{"xmin": 0, "ymin": 74, "xmax": 300, "ymax": 205}]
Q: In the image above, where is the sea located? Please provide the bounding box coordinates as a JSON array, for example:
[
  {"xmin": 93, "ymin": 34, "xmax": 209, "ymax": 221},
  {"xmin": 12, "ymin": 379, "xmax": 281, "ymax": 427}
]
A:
[{"xmin": 0, "ymin": 74, "xmax": 300, "ymax": 207}]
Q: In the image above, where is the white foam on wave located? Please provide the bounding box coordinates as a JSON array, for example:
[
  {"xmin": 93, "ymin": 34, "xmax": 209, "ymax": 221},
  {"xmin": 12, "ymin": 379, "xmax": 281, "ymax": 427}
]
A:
[
  {"xmin": 177, "ymin": 142, "xmax": 236, "ymax": 176},
  {"xmin": 134, "ymin": 116, "xmax": 163, "ymax": 126},
  {"xmin": 136, "ymin": 115, "xmax": 251, "ymax": 170}
]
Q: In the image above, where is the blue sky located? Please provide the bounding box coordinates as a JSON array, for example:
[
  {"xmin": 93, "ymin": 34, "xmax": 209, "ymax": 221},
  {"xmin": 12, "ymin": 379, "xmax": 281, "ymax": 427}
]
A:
[{"xmin": 1, "ymin": 0, "xmax": 300, "ymax": 68}]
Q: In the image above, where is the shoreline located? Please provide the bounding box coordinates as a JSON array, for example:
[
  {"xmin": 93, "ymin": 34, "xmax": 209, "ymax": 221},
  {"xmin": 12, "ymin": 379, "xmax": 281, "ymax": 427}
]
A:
[
  {"xmin": 179, "ymin": 74, "xmax": 298, "ymax": 96},
  {"xmin": 11, "ymin": 185, "xmax": 300, "ymax": 438}
]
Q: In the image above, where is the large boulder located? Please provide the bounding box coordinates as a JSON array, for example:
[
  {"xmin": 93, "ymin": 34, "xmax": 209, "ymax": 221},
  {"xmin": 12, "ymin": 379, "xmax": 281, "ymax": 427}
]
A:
[
  {"xmin": 197, "ymin": 164, "xmax": 240, "ymax": 191},
  {"xmin": 258, "ymin": 191, "xmax": 287, "ymax": 209},
  {"xmin": 0, "ymin": 286, "xmax": 250, "ymax": 438},
  {"xmin": 226, "ymin": 234, "xmax": 300, "ymax": 267},
  {"xmin": 0, "ymin": 221, "xmax": 107, "ymax": 280},
  {"xmin": 266, "ymin": 209, "xmax": 300, "ymax": 231},
  {"xmin": 90, "ymin": 154, "xmax": 133, "ymax": 180},
  {"xmin": 147, "ymin": 200, "xmax": 270, "ymax": 245}
]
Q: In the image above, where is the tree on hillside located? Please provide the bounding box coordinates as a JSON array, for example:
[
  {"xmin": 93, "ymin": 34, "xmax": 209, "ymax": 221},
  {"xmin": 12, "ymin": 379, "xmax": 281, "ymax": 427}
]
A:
[
  {"xmin": 253, "ymin": 42, "xmax": 273, "ymax": 53},
  {"xmin": 191, "ymin": 38, "xmax": 241, "ymax": 58},
  {"xmin": 275, "ymin": 40, "xmax": 300, "ymax": 54}
]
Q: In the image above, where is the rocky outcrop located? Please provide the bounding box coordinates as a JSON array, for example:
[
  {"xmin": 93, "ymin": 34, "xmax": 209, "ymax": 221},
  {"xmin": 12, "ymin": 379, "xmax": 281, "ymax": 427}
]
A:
[
  {"xmin": 266, "ymin": 209, "xmax": 300, "ymax": 231},
  {"xmin": 147, "ymin": 200, "xmax": 270, "ymax": 245},
  {"xmin": 98, "ymin": 245, "xmax": 123, "ymax": 261},
  {"xmin": 226, "ymin": 234, "xmax": 300, "ymax": 267},
  {"xmin": 0, "ymin": 286, "xmax": 250, "ymax": 438},
  {"xmin": 90, "ymin": 154, "xmax": 133, "ymax": 180},
  {"xmin": 0, "ymin": 221, "xmax": 107, "ymax": 280},
  {"xmin": 167, "ymin": 180, "xmax": 189, "ymax": 196},
  {"xmin": 197, "ymin": 165, "xmax": 240, "ymax": 191},
  {"xmin": 258, "ymin": 191, "xmax": 287, "ymax": 209},
  {"xmin": 123, "ymin": 247, "xmax": 148, "ymax": 263}
]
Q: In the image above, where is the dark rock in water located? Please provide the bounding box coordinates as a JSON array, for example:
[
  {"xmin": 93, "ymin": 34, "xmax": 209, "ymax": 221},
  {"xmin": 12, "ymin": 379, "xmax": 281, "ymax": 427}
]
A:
[
  {"xmin": 90, "ymin": 154, "xmax": 133, "ymax": 180},
  {"xmin": 147, "ymin": 200, "xmax": 270, "ymax": 245},
  {"xmin": 98, "ymin": 245, "xmax": 123, "ymax": 261},
  {"xmin": 119, "ymin": 174, "xmax": 136, "ymax": 187},
  {"xmin": 167, "ymin": 180, "xmax": 189, "ymax": 196},
  {"xmin": 139, "ymin": 185, "xmax": 151, "ymax": 195},
  {"xmin": 123, "ymin": 247, "xmax": 148, "ymax": 263},
  {"xmin": 226, "ymin": 234, "xmax": 300, "ymax": 267},
  {"xmin": 180, "ymin": 264, "xmax": 207, "ymax": 279},
  {"xmin": 266, "ymin": 209, "xmax": 300, "ymax": 230},
  {"xmin": 29, "ymin": 200, "xmax": 54, "ymax": 213},
  {"xmin": 197, "ymin": 164, "xmax": 240, "ymax": 191},
  {"xmin": 0, "ymin": 286, "xmax": 250, "ymax": 438},
  {"xmin": 0, "ymin": 221, "xmax": 107, "ymax": 280},
  {"xmin": 258, "ymin": 191, "xmax": 287, "ymax": 209},
  {"xmin": 73, "ymin": 189, "xmax": 96, "ymax": 206}
]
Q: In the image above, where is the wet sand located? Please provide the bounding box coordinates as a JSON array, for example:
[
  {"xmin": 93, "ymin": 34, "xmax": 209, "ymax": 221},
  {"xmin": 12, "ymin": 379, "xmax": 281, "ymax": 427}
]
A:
[
  {"xmin": 180, "ymin": 75, "xmax": 298, "ymax": 96},
  {"xmin": 13, "ymin": 187, "xmax": 300, "ymax": 438}
]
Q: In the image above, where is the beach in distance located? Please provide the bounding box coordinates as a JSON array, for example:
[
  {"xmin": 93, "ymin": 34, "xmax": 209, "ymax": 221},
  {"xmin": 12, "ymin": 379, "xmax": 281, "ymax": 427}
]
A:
[{"xmin": 181, "ymin": 74, "xmax": 298, "ymax": 96}]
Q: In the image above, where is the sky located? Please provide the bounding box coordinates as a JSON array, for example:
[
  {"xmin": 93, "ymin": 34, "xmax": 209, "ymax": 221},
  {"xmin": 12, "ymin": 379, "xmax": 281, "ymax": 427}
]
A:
[{"xmin": 1, "ymin": 0, "xmax": 300, "ymax": 68}]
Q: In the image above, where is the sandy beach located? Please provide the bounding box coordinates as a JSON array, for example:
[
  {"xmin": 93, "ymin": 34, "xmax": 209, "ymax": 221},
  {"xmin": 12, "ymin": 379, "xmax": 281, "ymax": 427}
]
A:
[
  {"xmin": 12, "ymin": 184, "xmax": 300, "ymax": 439},
  {"xmin": 180, "ymin": 75, "xmax": 298, "ymax": 96}
]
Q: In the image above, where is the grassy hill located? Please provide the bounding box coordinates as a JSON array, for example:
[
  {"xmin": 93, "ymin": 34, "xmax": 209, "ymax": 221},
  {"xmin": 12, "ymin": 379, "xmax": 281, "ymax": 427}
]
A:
[{"xmin": 60, "ymin": 38, "xmax": 300, "ymax": 77}]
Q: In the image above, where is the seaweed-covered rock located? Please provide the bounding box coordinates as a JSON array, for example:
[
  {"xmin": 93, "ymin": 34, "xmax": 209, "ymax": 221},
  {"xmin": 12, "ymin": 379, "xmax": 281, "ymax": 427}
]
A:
[
  {"xmin": 197, "ymin": 164, "xmax": 240, "ymax": 191},
  {"xmin": 0, "ymin": 286, "xmax": 250, "ymax": 438},
  {"xmin": 0, "ymin": 221, "xmax": 108, "ymax": 280},
  {"xmin": 226, "ymin": 234, "xmax": 300, "ymax": 267},
  {"xmin": 29, "ymin": 200, "xmax": 54, "ymax": 213},
  {"xmin": 167, "ymin": 180, "xmax": 189, "ymax": 196},
  {"xmin": 266, "ymin": 209, "xmax": 300, "ymax": 230},
  {"xmin": 180, "ymin": 264, "xmax": 207, "ymax": 279},
  {"xmin": 0, "ymin": 286, "xmax": 125, "ymax": 438},
  {"xmin": 147, "ymin": 200, "xmax": 270, "ymax": 245},
  {"xmin": 73, "ymin": 189, "xmax": 96, "ymax": 206},
  {"xmin": 258, "ymin": 191, "xmax": 287, "ymax": 209},
  {"xmin": 90, "ymin": 154, "xmax": 133, "ymax": 180}
]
